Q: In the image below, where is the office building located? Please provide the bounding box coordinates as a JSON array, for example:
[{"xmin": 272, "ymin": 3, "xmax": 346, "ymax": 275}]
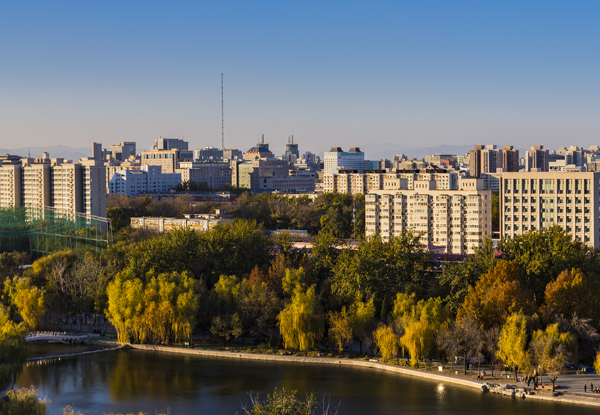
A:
[
  {"xmin": 500, "ymin": 172, "xmax": 599, "ymax": 247},
  {"xmin": 177, "ymin": 161, "xmax": 232, "ymax": 189},
  {"xmin": 110, "ymin": 142, "xmax": 136, "ymax": 161},
  {"xmin": 194, "ymin": 147, "xmax": 223, "ymax": 161},
  {"xmin": 108, "ymin": 165, "xmax": 181, "ymax": 196},
  {"xmin": 130, "ymin": 211, "xmax": 232, "ymax": 233},
  {"xmin": 365, "ymin": 178, "xmax": 492, "ymax": 254},
  {"xmin": 324, "ymin": 147, "xmax": 367, "ymax": 174},
  {"xmin": 154, "ymin": 137, "xmax": 188, "ymax": 151}
]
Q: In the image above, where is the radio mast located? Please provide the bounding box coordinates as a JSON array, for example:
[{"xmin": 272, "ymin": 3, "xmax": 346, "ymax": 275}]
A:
[{"xmin": 221, "ymin": 73, "xmax": 224, "ymax": 150}]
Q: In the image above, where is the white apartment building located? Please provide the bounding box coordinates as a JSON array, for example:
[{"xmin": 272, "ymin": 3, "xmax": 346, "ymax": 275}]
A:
[
  {"xmin": 323, "ymin": 170, "xmax": 459, "ymax": 195},
  {"xmin": 365, "ymin": 179, "xmax": 492, "ymax": 255},
  {"xmin": 500, "ymin": 172, "xmax": 600, "ymax": 247},
  {"xmin": 0, "ymin": 165, "xmax": 22, "ymax": 208},
  {"xmin": 108, "ymin": 165, "xmax": 181, "ymax": 196}
]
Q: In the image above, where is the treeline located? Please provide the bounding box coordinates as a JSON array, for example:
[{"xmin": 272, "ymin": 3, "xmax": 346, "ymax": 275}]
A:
[
  {"xmin": 3, "ymin": 223, "xmax": 600, "ymax": 392},
  {"xmin": 107, "ymin": 192, "xmax": 365, "ymax": 240}
]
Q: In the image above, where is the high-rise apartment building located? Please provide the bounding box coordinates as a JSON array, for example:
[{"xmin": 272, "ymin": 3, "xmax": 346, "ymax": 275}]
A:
[
  {"xmin": 177, "ymin": 161, "xmax": 232, "ymax": 189},
  {"xmin": 109, "ymin": 165, "xmax": 181, "ymax": 196},
  {"xmin": 525, "ymin": 145, "xmax": 549, "ymax": 172},
  {"xmin": 110, "ymin": 142, "xmax": 136, "ymax": 161},
  {"xmin": 500, "ymin": 172, "xmax": 600, "ymax": 247},
  {"xmin": 502, "ymin": 146, "xmax": 520, "ymax": 172},
  {"xmin": 470, "ymin": 145, "xmax": 503, "ymax": 177},
  {"xmin": 0, "ymin": 157, "xmax": 107, "ymax": 217},
  {"xmin": 365, "ymin": 178, "xmax": 492, "ymax": 254}
]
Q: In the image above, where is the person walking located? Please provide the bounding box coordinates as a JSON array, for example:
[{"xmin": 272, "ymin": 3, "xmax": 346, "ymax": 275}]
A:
[{"xmin": 585, "ymin": 384, "xmax": 587, "ymax": 393}]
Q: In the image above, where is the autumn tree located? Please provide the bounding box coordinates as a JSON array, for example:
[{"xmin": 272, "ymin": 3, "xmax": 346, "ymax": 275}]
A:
[
  {"xmin": 499, "ymin": 225, "xmax": 594, "ymax": 299},
  {"xmin": 374, "ymin": 324, "xmax": 399, "ymax": 363},
  {"xmin": 542, "ymin": 268, "xmax": 600, "ymax": 325},
  {"xmin": 210, "ymin": 313, "xmax": 243, "ymax": 345},
  {"xmin": 278, "ymin": 286, "xmax": 324, "ymax": 352},
  {"xmin": 497, "ymin": 312, "xmax": 536, "ymax": 380},
  {"xmin": 530, "ymin": 323, "xmax": 576, "ymax": 392},
  {"xmin": 457, "ymin": 260, "xmax": 536, "ymax": 329},
  {"xmin": 439, "ymin": 239, "xmax": 497, "ymax": 312},
  {"xmin": 436, "ymin": 317, "xmax": 483, "ymax": 374},
  {"xmin": 327, "ymin": 307, "xmax": 353, "ymax": 354},
  {"xmin": 283, "ymin": 267, "xmax": 306, "ymax": 296},
  {"xmin": 4, "ymin": 276, "xmax": 47, "ymax": 330},
  {"xmin": 0, "ymin": 305, "xmax": 27, "ymax": 390},
  {"xmin": 348, "ymin": 296, "xmax": 376, "ymax": 354}
]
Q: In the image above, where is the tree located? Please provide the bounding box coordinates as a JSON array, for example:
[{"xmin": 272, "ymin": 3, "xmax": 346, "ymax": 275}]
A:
[
  {"xmin": 497, "ymin": 312, "xmax": 534, "ymax": 381},
  {"xmin": 278, "ymin": 286, "xmax": 324, "ymax": 352},
  {"xmin": 530, "ymin": 324, "xmax": 576, "ymax": 392},
  {"xmin": 374, "ymin": 324, "xmax": 399, "ymax": 363},
  {"xmin": 439, "ymin": 239, "xmax": 497, "ymax": 312},
  {"xmin": 331, "ymin": 233, "xmax": 431, "ymax": 309},
  {"xmin": 0, "ymin": 305, "xmax": 27, "ymax": 390},
  {"xmin": 483, "ymin": 326, "xmax": 501, "ymax": 378},
  {"xmin": 457, "ymin": 260, "xmax": 536, "ymax": 329},
  {"xmin": 400, "ymin": 320, "xmax": 434, "ymax": 367},
  {"xmin": 283, "ymin": 268, "xmax": 306, "ymax": 296},
  {"xmin": 348, "ymin": 297, "xmax": 376, "ymax": 354},
  {"xmin": 542, "ymin": 268, "xmax": 600, "ymax": 325},
  {"xmin": 238, "ymin": 281, "xmax": 280, "ymax": 341},
  {"xmin": 436, "ymin": 317, "xmax": 482, "ymax": 374},
  {"xmin": 210, "ymin": 313, "xmax": 243, "ymax": 345},
  {"xmin": 4, "ymin": 276, "xmax": 47, "ymax": 330},
  {"xmin": 242, "ymin": 386, "xmax": 338, "ymax": 415},
  {"xmin": 499, "ymin": 225, "xmax": 594, "ymax": 299},
  {"xmin": 327, "ymin": 307, "xmax": 353, "ymax": 353},
  {"xmin": 593, "ymin": 350, "xmax": 600, "ymax": 376},
  {"xmin": 0, "ymin": 387, "xmax": 49, "ymax": 415}
]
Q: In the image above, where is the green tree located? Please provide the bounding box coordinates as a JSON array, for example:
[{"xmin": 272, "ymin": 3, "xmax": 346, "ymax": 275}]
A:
[
  {"xmin": 238, "ymin": 281, "xmax": 281, "ymax": 342},
  {"xmin": 499, "ymin": 226, "xmax": 594, "ymax": 299},
  {"xmin": 0, "ymin": 387, "xmax": 49, "ymax": 415},
  {"xmin": 278, "ymin": 286, "xmax": 325, "ymax": 352},
  {"xmin": 331, "ymin": 233, "xmax": 431, "ymax": 309},
  {"xmin": 439, "ymin": 239, "xmax": 497, "ymax": 312},
  {"xmin": 283, "ymin": 268, "xmax": 306, "ymax": 296},
  {"xmin": 210, "ymin": 313, "xmax": 243, "ymax": 345}
]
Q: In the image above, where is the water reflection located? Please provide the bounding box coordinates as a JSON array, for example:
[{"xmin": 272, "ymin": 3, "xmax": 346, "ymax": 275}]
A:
[{"xmin": 15, "ymin": 348, "xmax": 600, "ymax": 415}]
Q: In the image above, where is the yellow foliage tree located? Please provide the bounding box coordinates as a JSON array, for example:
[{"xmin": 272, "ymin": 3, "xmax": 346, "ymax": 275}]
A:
[
  {"xmin": 400, "ymin": 320, "xmax": 434, "ymax": 367},
  {"xmin": 277, "ymin": 286, "xmax": 324, "ymax": 352},
  {"xmin": 348, "ymin": 296, "xmax": 376, "ymax": 354},
  {"xmin": 374, "ymin": 324, "xmax": 398, "ymax": 363},
  {"xmin": 458, "ymin": 260, "xmax": 536, "ymax": 329},
  {"xmin": 542, "ymin": 268, "xmax": 600, "ymax": 324},
  {"xmin": 530, "ymin": 323, "xmax": 576, "ymax": 392},
  {"xmin": 497, "ymin": 312, "xmax": 533, "ymax": 380},
  {"xmin": 4, "ymin": 276, "xmax": 47, "ymax": 330},
  {"xmin": 327, "ymin": 307, "xmax": 353, "ymax": 353},
  {"xmin": 105, "ymin": 270, "xmax": 198, "ymax": 344}
]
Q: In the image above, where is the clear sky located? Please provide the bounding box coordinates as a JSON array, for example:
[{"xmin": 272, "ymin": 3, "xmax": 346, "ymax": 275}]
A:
[{"xmin": 0, "ymin": 1, "xmax": 598, "ymax": 156}]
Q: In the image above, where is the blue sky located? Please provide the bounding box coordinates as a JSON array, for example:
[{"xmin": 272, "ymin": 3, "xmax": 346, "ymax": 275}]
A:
[{"xmin": 0, "ymin": 1, "xmax": 598, "ymax": 157}]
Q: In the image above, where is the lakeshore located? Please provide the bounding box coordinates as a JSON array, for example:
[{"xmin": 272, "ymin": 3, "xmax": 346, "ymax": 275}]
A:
[{"xmin": 124, "ymin": 342, "xmax": 600, "ymax": 408}]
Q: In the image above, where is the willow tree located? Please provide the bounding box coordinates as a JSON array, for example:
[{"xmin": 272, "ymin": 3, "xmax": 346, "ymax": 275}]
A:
[
  {"xmin": 4, "ymin": 276, "xmax": 47, "ymax": 331},
  {"xmin": 374, "ymin": 324, "xmax": 398, "ymax": 363},
  {"xmin": 278, "ymin": 286, "xmax": 324, "ymax": 352},
  {"xmin": 0, "ymin": 305, "xmax": 27, "ymax": 390},
  {"xmin": 498, "ymin": 312, "xmax": 534, "ymax": 380},
  {"xmin": 327, "ymin": 307, "xmax": 353, "ymax": 353},
  {"xmin": 530, "ymin": 324, "xmax": 576, "ymax": 392},
  {"xmin": 349, "ymin": 296, "xmax": 376, "ymax": 354}
]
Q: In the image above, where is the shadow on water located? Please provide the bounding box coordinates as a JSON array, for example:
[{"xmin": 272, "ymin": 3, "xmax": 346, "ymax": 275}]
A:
[{"xmin": 15, "ymin": 348, "xmax": 600, "ymax": 415}]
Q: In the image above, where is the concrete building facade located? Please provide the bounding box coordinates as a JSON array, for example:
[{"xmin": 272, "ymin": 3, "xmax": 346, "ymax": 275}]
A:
[
  {"xmin": 365, "ymin": 178, "xmax": 492, "ymax": 255},
  {"xmin": 500, "ymin": 172, "xmax": 600, "ymax": 247}
]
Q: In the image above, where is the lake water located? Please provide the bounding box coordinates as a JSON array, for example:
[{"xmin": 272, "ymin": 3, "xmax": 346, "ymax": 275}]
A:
[{"xmin": 15, "ymin": 346, "xmax": 600, "ymax": 415}]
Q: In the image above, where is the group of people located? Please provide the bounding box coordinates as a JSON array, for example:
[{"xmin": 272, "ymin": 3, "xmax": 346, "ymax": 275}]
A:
[
  {"xmin": 585, "ymin": 383, "xmax": 599, "ymax": 393},
  {"xmin": 476, "ymin": 371, "xmax": 486, "ymax": 381}
]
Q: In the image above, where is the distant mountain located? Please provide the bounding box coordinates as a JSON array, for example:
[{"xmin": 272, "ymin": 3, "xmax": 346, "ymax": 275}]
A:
[{"xmin": 0, "ymin": 145, "xmax": 90, "ymax": 161}]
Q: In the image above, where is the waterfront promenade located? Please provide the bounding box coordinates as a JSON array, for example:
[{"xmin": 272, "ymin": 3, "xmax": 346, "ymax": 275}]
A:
[{"xmin": 123, "ymin": 342, "xmax": 600, "ymax": 408}]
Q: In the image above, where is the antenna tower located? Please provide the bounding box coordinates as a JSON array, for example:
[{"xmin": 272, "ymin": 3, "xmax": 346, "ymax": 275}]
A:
[{"xmin": 221, "ymin": 73, "xmax": 224, "ymax": 150}]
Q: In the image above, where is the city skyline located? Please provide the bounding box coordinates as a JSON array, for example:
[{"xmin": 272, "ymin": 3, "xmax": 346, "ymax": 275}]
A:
[{"xmin": 1, "ymin": 1, "xmax": 599, "ymax": 153}]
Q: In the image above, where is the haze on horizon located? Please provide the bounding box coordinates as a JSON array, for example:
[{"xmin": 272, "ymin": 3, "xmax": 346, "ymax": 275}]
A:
[{"xmin": 0, "ymin": 1, "xmax": 598, "ymax": 156}]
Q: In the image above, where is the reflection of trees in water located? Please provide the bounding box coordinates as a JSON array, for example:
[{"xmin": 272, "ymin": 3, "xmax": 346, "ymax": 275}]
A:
[{"xmin": 18, "ymin": 351, "xmax": 114, "ymax": 395}]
